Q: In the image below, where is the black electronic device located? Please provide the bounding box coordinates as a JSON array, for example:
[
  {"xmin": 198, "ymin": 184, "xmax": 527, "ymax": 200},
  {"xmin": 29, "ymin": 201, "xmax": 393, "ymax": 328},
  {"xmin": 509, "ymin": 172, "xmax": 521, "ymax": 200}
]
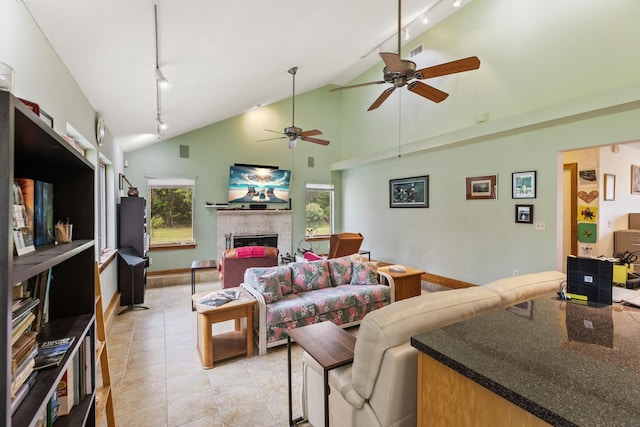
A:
[
  {"xmin": 250, "ymin": 204, "xmax": 267, "ymax": 210},
  {"xmin": 566, "ymin": 256, "xmax": 613, "ymax": 305}
]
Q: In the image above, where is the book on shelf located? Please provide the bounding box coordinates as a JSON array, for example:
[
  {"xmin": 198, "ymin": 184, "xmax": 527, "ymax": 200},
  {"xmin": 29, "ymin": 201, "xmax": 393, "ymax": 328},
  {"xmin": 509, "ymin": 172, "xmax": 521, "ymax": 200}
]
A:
[
  {"xmin": 56, "ymin": 367, "xmax": 75, "ymax": 416},
  {"xmin": 12, "ymin": 182, "xmax": 36, "ymax": 256},
  {"xmin": 195, "ymin": 289, "xmax": 240, "ymax": 307},
  {"xmin": 34, "ymin": 336, "xmax": 75, "ymax": 371},
  {"xmin": 14, "ymin": 178, "xmax": 35, "ymax": 234},
  {"xmin": 11, "ymin": 370, "xmax": 38, "ymax": 415},
  {"xmin": 83, "ymin": 335, "xmax": 92, "ymax": 395},
  {"xmin": 34, "ymin": 180, "xmax": 54, "ymax": 246},
  {"xmin": 34, "ymin": 268, "xmax": 53, "ymax": 332},
  {"xmin": 11, "ymin": 312, "xmax": 36, "ymax": 345},
  {"xmin": 11, "ymin": 358, "xmax": 35, "ymax": 397},
  {"xmin": 12, "ymin": 331, "xmax": 37, "ymax": 376}
]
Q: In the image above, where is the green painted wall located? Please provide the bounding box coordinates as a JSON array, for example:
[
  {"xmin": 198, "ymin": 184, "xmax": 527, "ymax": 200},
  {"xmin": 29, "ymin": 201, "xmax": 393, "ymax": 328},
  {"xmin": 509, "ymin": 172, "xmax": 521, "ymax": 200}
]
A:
[{"xmin": 125, "ymin": 85, "xmax": 343, "ymax": 270}]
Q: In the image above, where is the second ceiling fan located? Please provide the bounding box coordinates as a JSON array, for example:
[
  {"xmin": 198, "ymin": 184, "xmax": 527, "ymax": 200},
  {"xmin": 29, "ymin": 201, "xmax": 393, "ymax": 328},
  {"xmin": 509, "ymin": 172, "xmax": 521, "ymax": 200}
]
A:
[
  {"xmin": 260, "ymin": 66, "xmax": 330, "ymax": 149},
  {"xmin": 331, "ymin": 0, "xmax": 481, "ymax": 111}
]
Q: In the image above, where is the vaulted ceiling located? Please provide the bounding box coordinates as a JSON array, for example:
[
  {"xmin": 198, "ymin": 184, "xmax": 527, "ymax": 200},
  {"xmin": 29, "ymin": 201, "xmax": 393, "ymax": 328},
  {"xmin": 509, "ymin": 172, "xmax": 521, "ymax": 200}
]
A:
[{"xmin": 23, "ymin": 0, "xmax": 470, "ymax": 151}]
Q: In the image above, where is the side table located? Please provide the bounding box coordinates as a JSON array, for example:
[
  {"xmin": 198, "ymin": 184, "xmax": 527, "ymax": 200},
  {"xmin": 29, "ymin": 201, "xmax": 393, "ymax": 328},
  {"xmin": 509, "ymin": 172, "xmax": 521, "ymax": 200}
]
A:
[
  {"xmin": 192, "ymin": 287, "xmax": 255, "ymax": 369},
  {"xmin": 378, "ymin": 265, "xmax": 425, "ymax": 301},
  {"xmin": 191, "ymin": 259, "xmax": 217, "ymax": 310},
  {"xmin": 287, "ymin": 321, "xmax": 356, "ymax": 427}
]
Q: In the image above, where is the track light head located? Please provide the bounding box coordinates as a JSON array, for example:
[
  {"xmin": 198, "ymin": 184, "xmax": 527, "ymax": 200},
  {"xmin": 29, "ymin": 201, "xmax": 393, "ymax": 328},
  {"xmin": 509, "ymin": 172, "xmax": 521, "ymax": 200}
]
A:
[{"xmin": 154, "ymin": 67, "xmax": 170, "ymax": 88}]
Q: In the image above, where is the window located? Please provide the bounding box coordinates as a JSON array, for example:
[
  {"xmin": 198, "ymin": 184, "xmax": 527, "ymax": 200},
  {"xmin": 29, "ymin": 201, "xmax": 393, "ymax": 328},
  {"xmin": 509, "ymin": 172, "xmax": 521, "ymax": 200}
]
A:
[
  {"xmin": 305, "ymin": 183, "xmax": 334, "ymax": 236},
  {"xmin": 148, "ymin": 178, "xmax": 195, "ymax": 246}
]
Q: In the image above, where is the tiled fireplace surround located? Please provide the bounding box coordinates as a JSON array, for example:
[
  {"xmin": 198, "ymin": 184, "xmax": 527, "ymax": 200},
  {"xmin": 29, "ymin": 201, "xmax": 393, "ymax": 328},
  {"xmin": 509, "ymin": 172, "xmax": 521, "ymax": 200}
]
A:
[{"xmin": 216, "ymin": 210, "xmax": 293, "ymax": 261}]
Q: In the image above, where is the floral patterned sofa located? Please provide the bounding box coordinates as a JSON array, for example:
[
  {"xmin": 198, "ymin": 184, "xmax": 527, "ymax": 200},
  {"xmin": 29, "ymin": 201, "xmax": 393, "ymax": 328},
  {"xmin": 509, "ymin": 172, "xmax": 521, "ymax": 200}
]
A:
[{"xmin": 241, "ymin": 255, "xmax": 395, "ymax": 355}]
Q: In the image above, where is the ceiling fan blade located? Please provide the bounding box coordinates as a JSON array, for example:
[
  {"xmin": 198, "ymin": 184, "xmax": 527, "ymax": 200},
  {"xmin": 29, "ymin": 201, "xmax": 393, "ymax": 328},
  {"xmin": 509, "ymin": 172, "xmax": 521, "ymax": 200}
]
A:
[
  {"xmin": 415, "ymin": 56, "xmax": 481, "ymax": 80},
  {"xmin": 302, "ymin": 136, "xmax": 330, "ymax": 146},
  {"xmin": 380, "ymin": 52, "xmax": 405, "ymax": 73},
  {"xmin": 368, "ymin": 87, "xmax": 396, "ymax": 111},
  {"xmin": 407, "ymin": 81, "xmax": 449, "ymax": 103},
  {"xmin": 257, "ymin": 136, "xmax": 286, "ymax": 142},
  {"xmin": 300, "ymin": 129, "xmax": 323, "ymax": 137},
  {"xmin": 264, "ymin": 128, "xmax": 285, "ymax": 135},
  {"xmin": 329, "ymin": 80, "xmax": 386, "ymax": 92}
]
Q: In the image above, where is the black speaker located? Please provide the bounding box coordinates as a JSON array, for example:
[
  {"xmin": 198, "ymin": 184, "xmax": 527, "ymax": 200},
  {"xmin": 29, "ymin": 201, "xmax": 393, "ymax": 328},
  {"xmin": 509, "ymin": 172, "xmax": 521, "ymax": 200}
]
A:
[{"xmin": 249, "ymin": 204, "xmax": 267, "ymax": 210}]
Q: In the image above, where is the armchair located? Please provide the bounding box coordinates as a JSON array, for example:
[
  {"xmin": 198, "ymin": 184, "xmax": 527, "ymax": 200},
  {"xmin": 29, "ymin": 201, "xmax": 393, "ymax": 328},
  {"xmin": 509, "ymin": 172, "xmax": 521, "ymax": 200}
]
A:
[
  {"xmin": 327, "ymin": 232, "xmax": 364, "ymax": 259},
  {"xmin": 218, "ymin": 246, "xmax": 279, "ymax": 288}
]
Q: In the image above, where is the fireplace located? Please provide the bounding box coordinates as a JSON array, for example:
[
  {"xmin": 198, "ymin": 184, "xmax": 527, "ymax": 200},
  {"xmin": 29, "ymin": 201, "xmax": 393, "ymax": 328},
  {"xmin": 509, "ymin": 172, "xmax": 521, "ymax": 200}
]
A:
[
  {"xmin": 232, "ymin": 234, "xmax": 278, "ymax": 249},
  {"xmin": 216, "ymin": 210, "xmax": 292, "ymax": 260}
]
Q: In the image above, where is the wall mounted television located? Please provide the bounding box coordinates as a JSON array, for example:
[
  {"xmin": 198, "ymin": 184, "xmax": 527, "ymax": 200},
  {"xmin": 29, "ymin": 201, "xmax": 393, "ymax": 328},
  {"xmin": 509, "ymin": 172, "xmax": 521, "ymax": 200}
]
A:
[{"xmin": 227, "ymin": 165, "xmax": 290, "ymax": 204}]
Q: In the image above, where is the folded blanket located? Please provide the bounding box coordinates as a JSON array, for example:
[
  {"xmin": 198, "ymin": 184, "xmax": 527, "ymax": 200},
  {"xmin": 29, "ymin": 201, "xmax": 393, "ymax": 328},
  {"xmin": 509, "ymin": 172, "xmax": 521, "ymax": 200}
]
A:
[{"xmin": 237, "ymin": 246, "xmax": 266, "ymax": 258}]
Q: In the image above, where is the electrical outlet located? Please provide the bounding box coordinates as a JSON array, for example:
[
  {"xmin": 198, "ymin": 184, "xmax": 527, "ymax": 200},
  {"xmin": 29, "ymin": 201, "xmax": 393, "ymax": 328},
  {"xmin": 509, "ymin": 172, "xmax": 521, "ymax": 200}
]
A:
[
  {"xmin": 535, "ymin": 221, "xmax": 546, "ymax": 230},
  {"xmin": 513, "ymin": 269, "xmax": 519, "ymax": 276}
]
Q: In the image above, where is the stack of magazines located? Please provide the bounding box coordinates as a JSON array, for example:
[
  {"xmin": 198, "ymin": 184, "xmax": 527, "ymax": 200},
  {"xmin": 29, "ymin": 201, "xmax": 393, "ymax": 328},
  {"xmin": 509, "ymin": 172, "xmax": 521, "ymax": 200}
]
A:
[{"xmin": 195, "ymin": 289, "xmax": 240, "ymax": 307}]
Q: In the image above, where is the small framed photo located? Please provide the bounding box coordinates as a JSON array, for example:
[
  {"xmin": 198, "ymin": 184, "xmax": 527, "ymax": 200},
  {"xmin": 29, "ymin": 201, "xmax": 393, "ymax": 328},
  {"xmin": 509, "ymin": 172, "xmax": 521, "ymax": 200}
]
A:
[
  {"xmin": 512, "ymin": 171, "xmax": 536, "ymax": 199},
  {"xmin": 389, "ymin": 175, "xmax": 429, "ymax": 208},
  {"xmin": 515, "ymin": 204, "xmax": 533, "ymax": 224},
  {"xmin": 604, "ymin": 173, "xmax": 616, "ymax": 201},
  {"xmin": 466, "ymin": 175, "xmax": 497, "ymax": 200},
  {"xmin": 632, "ymin": 165, "xmax": 640, "ymax": 195},
  {"xmin": 40, "ymin": 109, "xmax": 54, "ymax": 128}
]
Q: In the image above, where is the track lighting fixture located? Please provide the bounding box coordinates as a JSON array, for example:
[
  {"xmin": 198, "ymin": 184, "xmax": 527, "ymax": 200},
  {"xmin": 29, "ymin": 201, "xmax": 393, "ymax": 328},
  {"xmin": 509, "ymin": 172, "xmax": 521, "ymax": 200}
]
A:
[
  {"xmin": 421, "ymin": 13, "xmax": 429, "ymax": 24},
  {"xmin": 403, "ymin": 27, "xmax": 410, "ymax": 41},
  {"xmin": 154, "ymin": 67, "xmax": 169, "ymax": 88},
  {"xmin": 156, "ymin": 115, "xmax": 167, "ymax": 131},
  {"xmin": 453, "ymin": 0, "xmax": 462, "ymax": 7}
]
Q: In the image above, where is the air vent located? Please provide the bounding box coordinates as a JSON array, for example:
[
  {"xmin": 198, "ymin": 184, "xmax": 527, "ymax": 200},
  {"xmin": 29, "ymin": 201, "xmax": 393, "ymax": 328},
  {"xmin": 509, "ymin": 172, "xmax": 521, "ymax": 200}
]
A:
[
  {"xmin": 308, "ymin": 156, "xmax": 315, "ymax": 168},
  {"xmin": 179, "ymin": 145, "xmax": 189, "ymax": 158},
  {"xmin": 410, "ymin": 44, "xmax": 423, "ymax": 58}
]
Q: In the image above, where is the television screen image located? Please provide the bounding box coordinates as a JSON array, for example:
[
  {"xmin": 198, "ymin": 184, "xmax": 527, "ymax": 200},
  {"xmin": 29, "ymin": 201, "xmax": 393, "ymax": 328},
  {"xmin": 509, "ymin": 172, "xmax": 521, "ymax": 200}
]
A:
[{"xmin": 228, "ymin": 165, "xmax": 290, "ymax": 204}]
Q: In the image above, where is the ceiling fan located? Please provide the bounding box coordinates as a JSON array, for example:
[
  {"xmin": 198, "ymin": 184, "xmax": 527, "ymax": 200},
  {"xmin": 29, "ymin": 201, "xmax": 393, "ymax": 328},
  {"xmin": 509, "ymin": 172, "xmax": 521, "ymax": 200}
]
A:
[
  {"xmin": 330, "ymin": 0, "xmax": 480, "ymax": 111},
  {"xmin": 260, "ymin": 66, "xmax": 330, "ymax": 149}
]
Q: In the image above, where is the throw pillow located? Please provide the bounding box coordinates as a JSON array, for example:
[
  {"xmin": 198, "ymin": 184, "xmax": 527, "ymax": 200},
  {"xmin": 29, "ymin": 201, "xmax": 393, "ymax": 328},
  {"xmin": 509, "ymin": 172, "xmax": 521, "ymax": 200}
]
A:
[
  {"xmin": 350, "ymin": 261, "xmax": 378, "ymax": 285},
  {"xmin": 327, "ymin": 255, "xmax": 357, "ymax": 286},
  {"xmin": 255, "ymin": 271, "xmax": 283, "ymax": 304},
  {"xmin": 245, "ymin": 266, "xmax": 293, "ymax": 296},
  {"xmin": 290, "ymin": 260, "xmax": 331, "ymax": 292}
]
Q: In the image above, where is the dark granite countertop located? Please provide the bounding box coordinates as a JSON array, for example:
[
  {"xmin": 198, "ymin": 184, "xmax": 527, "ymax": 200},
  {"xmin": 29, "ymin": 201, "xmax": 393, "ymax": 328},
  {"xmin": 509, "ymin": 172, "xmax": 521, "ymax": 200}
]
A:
[{"xmin": 411, "ymin": 296, "xmax": 640, "ymax": 426}]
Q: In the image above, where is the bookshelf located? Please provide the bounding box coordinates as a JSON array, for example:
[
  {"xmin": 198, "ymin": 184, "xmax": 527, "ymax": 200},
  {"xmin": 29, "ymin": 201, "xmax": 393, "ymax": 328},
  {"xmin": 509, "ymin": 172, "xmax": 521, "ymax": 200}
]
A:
[{"xmin": 1, "ymin": 91, "xmax": 96, "ymax": 426}]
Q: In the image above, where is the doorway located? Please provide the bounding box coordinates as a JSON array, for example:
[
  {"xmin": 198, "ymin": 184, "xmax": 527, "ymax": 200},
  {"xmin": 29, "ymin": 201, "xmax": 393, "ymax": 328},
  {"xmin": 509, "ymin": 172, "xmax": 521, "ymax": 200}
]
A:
[{"xmin": 562, "ymin": 163, "xmax": 578, "ymax": 272}]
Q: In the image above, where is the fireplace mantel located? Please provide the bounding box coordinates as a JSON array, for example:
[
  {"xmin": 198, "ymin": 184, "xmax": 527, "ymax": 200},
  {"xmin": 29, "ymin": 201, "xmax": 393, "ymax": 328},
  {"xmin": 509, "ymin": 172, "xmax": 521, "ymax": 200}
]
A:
[{"xmin": 216, "ymin": 210, "xmax": 293, "ymax": 260}]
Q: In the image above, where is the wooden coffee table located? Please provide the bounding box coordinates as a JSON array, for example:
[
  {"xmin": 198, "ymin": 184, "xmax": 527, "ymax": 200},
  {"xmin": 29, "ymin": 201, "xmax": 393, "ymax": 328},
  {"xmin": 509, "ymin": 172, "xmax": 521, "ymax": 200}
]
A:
[
  {"xmin": 287, "ymin": 321, "xmax": 356, "ymax": 427},
  {"xmin": 192, "ymin": 287, "xmax": 255, "ymax": 369}
]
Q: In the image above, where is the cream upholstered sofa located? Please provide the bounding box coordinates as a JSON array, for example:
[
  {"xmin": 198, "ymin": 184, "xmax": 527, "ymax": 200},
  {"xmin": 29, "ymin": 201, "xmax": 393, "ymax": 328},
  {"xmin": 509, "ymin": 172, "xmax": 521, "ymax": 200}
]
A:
[{"xmin": 300, "ymin": 271, "xmax": 566, "ymax": 427}]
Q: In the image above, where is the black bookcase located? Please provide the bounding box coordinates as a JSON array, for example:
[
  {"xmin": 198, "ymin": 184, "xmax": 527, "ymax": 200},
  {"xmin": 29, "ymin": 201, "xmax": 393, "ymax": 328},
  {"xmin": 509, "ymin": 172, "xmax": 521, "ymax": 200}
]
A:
[
  {"xmin": 1, "ymin": 91, "xmax": 96, "ymax": 426},
  {"xmin": 117, "ymin": 197, "xmax": 148, "ymax": 308}
]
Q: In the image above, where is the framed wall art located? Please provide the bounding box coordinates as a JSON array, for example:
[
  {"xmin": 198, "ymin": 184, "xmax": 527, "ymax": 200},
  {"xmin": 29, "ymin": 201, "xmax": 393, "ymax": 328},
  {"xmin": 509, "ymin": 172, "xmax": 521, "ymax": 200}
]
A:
[
  {"xmin": 389, "ymin": 175, "xmax": 429, "ymax": 208},
  {"xmin": 631, "ymin": 165, "xmax": 640, "ymax": 195},
  {"xmin": 515, "ymin": 204, "xmax": 533, "ymax": 224},
  {"xmin": 465, "ymin": 175, "xmax": 497, "ymax": 200},
  {"xmin": 603, "ymin": 173, "xmax": 615, "ymax": 201},
  {"xmin": 512, "ymin": 171, "xmax": 536, "ymax": 199}
]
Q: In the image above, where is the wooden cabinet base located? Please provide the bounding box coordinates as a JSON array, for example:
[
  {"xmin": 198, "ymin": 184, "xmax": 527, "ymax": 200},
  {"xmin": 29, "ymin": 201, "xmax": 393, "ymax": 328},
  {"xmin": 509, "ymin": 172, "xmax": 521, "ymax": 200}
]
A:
[{"xmin": 418, "ymin": 353, "xmax": 550, "ymax": 427}]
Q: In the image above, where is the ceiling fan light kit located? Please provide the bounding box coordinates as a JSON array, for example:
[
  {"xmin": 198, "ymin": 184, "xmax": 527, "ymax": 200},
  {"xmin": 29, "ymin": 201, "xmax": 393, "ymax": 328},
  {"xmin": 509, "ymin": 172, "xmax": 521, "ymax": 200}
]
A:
[
  {"xmin": 331, "ymin": 0, "xmax": 480, "ymax": 111},
  {"xmin": 258, "ymin": 66, "xmax": 330, "ymax": 149}
]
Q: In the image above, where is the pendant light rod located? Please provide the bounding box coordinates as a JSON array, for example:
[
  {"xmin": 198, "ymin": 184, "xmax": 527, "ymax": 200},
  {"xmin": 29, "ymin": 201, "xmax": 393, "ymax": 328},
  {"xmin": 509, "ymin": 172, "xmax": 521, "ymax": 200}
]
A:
[{"xmin": 289, "ymin": 66, "xmax": 297, "ymax": 127}]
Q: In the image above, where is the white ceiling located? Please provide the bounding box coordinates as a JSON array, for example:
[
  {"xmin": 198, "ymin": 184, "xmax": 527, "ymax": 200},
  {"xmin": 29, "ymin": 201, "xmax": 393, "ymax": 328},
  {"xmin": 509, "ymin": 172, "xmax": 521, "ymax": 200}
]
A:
[{"xmin": 22, "ymin": 0, "xmax": 470, "ymax": 152}]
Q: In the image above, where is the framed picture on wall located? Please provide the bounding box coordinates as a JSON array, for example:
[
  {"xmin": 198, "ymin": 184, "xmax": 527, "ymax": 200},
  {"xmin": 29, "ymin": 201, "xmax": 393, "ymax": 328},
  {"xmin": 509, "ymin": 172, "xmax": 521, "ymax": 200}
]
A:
[
  {"xmin": 515, "ymin": 204, "xmax": 533, "ymax": 224},
  {"xmin": 512, "ymin": 171, "xmax": 536, "ymax": 199},
  {"xmin": 466, "ymin": 175, "xmax": 497, "ymax": 200},
  {"xmin": 604, "ymin": 173, "xmax": 616, "ymax": 201},
  {"xmin": 389, "ymin": 175, "xmax": 429, "ymax": 208},
  {"xmin": 631, "ymin": 165, "xmax": 640, "ymax": 195}
]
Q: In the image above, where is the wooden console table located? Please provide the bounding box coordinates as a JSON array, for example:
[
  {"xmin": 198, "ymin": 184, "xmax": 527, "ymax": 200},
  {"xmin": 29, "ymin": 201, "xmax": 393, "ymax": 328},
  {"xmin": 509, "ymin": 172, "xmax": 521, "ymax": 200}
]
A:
[{"xmin": 287, "ymin": 321, "xmax": 355, "ymax": 427}]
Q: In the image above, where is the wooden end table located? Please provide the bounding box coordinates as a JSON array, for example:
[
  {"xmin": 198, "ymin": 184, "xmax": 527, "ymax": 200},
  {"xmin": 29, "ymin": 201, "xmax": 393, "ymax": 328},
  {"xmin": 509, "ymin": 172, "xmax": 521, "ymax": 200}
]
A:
[
  {"xmin": 287, "ymin": 321, "xmax": 356, "ymax": 427},
  {"xmin": 192, "ymin": 287, "xmax": 255, "ymax": 369},
  {"xmin": 191, "ymin": 259, "xmax": 217, "ymax": 310},
  {"xmin": 378, "ymin": 265, "xmax": 425, "ymax": 301}
]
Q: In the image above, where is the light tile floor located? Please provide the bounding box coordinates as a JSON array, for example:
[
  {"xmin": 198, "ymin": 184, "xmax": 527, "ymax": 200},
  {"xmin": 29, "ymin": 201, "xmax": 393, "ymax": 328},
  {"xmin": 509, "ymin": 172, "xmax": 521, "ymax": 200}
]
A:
[
  {"xmin": 101, "ymin": 277, "xmax": 445, "ymax": 427},
  {"xmin": 101, "ymin": 278, "xmax": 311, "ymax": 427}
]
